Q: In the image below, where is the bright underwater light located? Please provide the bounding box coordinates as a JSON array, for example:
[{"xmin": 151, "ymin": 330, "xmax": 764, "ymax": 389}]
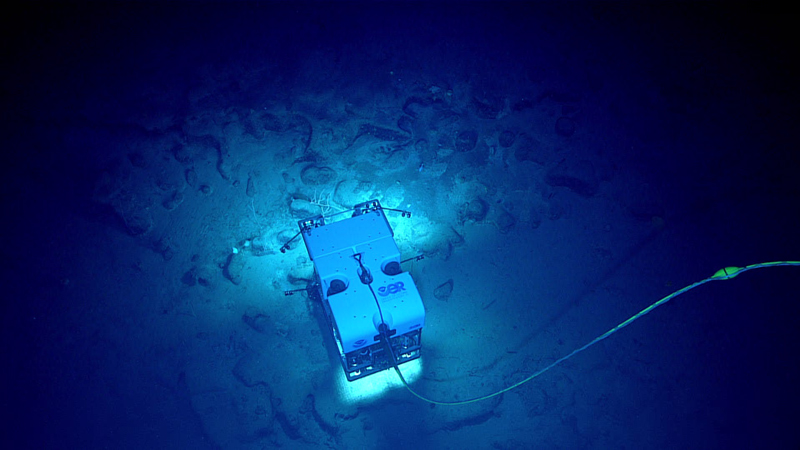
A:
[{"xmin": 335, "ymin": 357, "xmax": 423, "ymax": 404}]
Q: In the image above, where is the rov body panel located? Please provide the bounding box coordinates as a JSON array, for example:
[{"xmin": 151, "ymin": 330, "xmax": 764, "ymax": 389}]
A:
[{"xmin": 298, "ymin": 201, "xmax": 424, "ymax": 381}]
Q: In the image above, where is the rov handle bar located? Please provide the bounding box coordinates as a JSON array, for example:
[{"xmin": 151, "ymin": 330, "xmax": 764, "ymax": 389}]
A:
[{"xmin": 277, "ymin": 202, "xmax": 413, "ymax": 253}]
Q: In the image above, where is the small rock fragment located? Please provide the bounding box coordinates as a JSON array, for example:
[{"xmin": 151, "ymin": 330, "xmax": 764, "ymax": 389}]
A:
[{"xmin": 434, "ymin": 279, "xmax": 454, "ymax": 301}]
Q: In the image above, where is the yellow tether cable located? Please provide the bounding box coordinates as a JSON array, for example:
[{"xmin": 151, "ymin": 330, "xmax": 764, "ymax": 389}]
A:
[{"xmin": 393, "ymin": 261, "xmax": 800, "ymax": 405}]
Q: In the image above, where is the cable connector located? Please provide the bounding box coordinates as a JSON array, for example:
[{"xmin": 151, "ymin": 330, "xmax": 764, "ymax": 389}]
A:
[{"xmin": 712, "ymin": 266, "xmax": 743, "ymax": 280}]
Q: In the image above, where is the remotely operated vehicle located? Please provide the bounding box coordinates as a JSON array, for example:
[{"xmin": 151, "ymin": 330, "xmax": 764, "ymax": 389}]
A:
[{"xmin": 283, "ymin": 200, "xmax": 425, "ymax": 381}]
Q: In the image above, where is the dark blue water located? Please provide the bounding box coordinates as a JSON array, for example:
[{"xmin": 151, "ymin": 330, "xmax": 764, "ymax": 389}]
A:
[{"xmin": 3, "ymin": 2, "xmax": 798, "ymax": 449}]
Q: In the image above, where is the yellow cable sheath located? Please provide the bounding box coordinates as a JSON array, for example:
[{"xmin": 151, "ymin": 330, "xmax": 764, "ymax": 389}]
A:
[{"xmin": 397, "ymin": 261, "xmax": 800, "ymax": 405}]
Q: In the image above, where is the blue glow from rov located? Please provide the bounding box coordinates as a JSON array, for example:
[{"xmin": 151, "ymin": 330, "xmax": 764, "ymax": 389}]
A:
[{"xmin": 335, "ymin": 359, "xmax": 423, "ymax": 404}]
